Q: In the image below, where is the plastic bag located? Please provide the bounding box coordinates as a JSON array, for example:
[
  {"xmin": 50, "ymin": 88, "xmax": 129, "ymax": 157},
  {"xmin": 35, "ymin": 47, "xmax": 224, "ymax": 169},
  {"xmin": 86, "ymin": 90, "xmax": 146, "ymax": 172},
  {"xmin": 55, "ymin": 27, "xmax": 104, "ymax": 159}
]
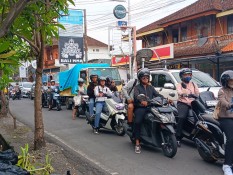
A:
[
  {"xmin": 74, "ymin": 95, "xmax": 82, "ymax": 106},
  {"xmin": 0, "ymin": 149, "xmax": 18, "ymax": 165},
  {"xmin": 0, "ymin": 162, "xmax": 30, "ymax": 175}
]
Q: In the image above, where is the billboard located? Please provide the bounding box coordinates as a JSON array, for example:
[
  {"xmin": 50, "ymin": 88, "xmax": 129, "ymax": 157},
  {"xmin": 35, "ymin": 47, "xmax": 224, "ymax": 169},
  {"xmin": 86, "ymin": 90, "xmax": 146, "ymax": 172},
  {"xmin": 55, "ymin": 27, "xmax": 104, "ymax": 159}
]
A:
[
  {"xmin": 58, "ymin": 9, "xmax": 84, "ymax": 64},
  {"xmin": 112, "ymin": 56, "xmax": 129, "ymax": 66},
  {"xmin": 150, "ymin": 43, "xmax": 174, "ymax": 61}
]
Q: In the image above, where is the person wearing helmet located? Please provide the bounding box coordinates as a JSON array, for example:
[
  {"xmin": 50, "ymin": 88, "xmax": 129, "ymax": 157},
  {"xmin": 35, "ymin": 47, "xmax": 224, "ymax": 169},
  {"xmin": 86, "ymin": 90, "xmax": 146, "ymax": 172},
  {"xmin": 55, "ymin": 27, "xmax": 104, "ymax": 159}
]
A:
[
  {"xmin": 106, "ymin": 76, "xmax": 112, "ymax": 88},
  {"xmin": 106, "ymin": 76, "xmax": 118, "ymax": 92},
  {"xmin": 218, "ymin": 70, "xmax": 233, "ymax": 175},
  {"xmin": 176, "ymin": 68, "xmax": 199, "ymax": 146},
  {"xmin": 133, "ymin": 68, "xmax": 161, "ymax": 153},
  {"xmin": 93, "ymin": 76, "xmax": 112, "ymax": 134},
  {"xmin": 72, "ymin": 78, "xmax": 87, "ymax": 120},
  {"xmin": 48, "ymin": 80, "xmax": 57, "ymax": 110},
  {"xmin": 87, "ymin": 74, "xmax": 98, "ymax": 117},
  {"xmin": 42, "ymin": 81, "xmax": 48, "ymax": 91}
]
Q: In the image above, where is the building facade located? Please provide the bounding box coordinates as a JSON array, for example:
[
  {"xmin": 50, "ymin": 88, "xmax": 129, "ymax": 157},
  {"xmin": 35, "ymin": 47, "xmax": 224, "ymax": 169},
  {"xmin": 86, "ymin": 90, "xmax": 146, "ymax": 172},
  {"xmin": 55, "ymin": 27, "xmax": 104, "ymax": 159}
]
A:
[{"xmin": 136, "ymin": 0, "xmax": 233, "ymax": 80}]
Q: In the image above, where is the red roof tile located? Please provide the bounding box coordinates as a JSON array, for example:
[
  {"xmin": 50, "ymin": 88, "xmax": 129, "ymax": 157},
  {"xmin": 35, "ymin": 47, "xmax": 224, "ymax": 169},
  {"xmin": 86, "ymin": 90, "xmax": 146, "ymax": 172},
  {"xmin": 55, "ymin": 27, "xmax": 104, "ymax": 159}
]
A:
[
  {"xmin": 222, "ymin": 42, "xmax": 233, "ymax": 52},
  {"xmin": 137, "ymin": 0, "xmax": 233, "ymax": 34},
  {"xmin": 86, "ymin": 36, "xmax": 107, "ymax": 47}
]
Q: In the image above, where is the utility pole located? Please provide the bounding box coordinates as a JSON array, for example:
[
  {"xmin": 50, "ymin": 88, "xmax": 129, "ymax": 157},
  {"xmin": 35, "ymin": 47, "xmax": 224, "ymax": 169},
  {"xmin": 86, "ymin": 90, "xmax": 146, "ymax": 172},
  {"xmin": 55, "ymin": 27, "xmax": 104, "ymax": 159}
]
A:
[{"xmin": 83, "ymin": 9, "xmax": 88, "ymax": 63}]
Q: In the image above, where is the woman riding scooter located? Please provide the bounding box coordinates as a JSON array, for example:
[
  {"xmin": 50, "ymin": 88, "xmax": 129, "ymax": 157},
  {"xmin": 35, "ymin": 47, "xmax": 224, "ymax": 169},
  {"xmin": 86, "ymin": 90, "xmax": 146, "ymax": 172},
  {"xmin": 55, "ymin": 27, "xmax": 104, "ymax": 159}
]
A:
[
  {"xmin": 176, "ymin": 68, "xmax": 199, "ymax": 147},
  {"xmin": 218, "ymin": 70, "xmax": 233, "ymax": 175},
  {"xmin": 72, "ymin": 78, "xmax": 87, "ymax": 120}
]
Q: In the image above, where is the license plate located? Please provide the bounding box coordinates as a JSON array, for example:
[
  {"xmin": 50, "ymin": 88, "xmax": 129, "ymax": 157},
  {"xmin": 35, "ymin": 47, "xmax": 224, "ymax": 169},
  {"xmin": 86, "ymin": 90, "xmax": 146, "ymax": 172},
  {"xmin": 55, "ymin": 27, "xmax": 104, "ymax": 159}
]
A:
[{"xmin": 206, "ymin": 100, "xmax": 218, "ymax": 106}]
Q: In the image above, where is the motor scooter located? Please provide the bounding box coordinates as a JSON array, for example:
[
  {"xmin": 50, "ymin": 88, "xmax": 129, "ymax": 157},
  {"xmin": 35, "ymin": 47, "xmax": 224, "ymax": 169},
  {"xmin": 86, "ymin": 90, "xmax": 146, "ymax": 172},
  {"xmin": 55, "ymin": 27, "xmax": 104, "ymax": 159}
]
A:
[
  {"xmin": 124, "ymin": 94, "xmax": 177, "ymax": 158},
  {"xmin": 12, "ymin": 89, "xmax": 21, "ymax": 100},
  {"xmin": 86, "ymin": 92, "xmax": 126, "ymax": 136},
  {"xmin": 48, "ymin": 88, "xmax": 61, "ymax": 111},
  {"xmin": 73, "ymin": 94, "xmax": 89, "ymax": 118}
]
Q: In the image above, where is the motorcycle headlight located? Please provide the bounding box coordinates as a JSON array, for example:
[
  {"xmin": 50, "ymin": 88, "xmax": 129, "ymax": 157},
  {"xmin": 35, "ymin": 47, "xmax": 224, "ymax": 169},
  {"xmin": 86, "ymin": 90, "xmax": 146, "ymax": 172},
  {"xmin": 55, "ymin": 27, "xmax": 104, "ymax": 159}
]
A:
[{"xmin": 115, "ymin": 103, "xmax": 125, "ymax": 110}]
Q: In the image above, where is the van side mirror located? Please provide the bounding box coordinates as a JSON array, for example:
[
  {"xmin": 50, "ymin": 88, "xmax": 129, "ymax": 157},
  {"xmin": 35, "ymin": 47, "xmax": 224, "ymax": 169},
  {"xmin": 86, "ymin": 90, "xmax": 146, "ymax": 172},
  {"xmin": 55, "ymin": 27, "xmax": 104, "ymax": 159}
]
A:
[{"xmin": 164, "ymin": 83, "xmax": 175, "ymax": 90}]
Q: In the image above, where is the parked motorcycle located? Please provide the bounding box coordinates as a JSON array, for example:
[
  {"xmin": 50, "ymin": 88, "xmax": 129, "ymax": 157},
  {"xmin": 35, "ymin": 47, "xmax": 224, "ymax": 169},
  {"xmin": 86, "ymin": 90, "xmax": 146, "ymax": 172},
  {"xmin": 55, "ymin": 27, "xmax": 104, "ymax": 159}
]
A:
[
  {"xmin": 86, "ymin": 92, "xmax": 126, "ymax": 136},
  {"xmin": 73, "ymin": 94, "xmax": 89, "ymax": 118},
  {"xmin": 48, "ymin": 88, "xmax": 61, "ymax": 111},
  {"xmin": 124, "ymin": 94, "xmax": 177, "ymax": 158}
]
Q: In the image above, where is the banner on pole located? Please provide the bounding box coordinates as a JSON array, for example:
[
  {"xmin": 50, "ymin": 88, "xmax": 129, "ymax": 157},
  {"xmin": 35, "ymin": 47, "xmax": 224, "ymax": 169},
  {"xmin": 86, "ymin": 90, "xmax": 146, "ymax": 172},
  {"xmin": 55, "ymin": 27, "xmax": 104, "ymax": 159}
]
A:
[
  {"xmin": 58, "ymin": 9, "xmax": 84, "ymax": 64},
  {"xmin": 19, "ymin": 66, "xmax": 26, "ymax": 78}
]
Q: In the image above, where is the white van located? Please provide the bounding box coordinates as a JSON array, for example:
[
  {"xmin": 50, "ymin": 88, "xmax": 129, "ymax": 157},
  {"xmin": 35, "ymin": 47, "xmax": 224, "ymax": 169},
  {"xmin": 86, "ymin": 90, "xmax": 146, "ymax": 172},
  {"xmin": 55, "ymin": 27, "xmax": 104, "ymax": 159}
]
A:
[{"xmin": 150, "ymin": 69, "xmax": 221, "ymax": 101}]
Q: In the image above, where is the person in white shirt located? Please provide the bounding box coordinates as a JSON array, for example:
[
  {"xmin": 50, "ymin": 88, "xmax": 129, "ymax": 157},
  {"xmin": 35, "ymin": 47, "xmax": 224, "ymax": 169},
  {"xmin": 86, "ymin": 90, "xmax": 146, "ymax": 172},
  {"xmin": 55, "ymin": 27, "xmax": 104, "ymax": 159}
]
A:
[{"xmin": 93, "ymin": 76, "xmax": 112, "ymax": 134}]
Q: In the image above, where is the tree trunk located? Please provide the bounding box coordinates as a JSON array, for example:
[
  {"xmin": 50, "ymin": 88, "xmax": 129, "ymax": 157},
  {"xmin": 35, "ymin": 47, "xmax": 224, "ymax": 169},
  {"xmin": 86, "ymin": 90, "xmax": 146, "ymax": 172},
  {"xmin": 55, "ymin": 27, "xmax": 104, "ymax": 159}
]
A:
[
  {"xmin": 0, "ymin": 90, "xmax": 8, "ymax": 118},
  {"xmin": 34, "ymin": 35, "xmax": 46, "ymax": 150}
]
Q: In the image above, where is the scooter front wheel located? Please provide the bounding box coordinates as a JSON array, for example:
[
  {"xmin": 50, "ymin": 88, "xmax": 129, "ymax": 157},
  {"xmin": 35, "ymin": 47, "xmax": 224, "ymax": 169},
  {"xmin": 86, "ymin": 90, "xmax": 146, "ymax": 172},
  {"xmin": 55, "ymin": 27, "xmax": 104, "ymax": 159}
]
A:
[
  {"xmin": 161, "ymin": 131, "xmax": 177, "ymax": 158},
  {"xmin": 115, "ymin": 119, "xmax": 125, "ymax": 136}
]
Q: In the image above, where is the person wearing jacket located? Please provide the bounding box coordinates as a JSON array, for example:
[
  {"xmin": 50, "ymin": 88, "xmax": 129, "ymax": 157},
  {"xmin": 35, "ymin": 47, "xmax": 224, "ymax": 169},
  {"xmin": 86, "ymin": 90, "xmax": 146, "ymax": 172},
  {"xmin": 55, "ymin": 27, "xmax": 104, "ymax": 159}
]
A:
[
  {"xmin": 94, "ymin": 76, "xmax": 112, "ymax": 134},
  {"xmin": 218, "ymin": 70, "xmax": 233, "ymax": 175},
  {"xmin": 133, "ymin": 68, "xmax": 161, "ymax": 154},
  {"xmin": 87, "ymin": 74, "xmax": 98, "ymax": 117},
  {"xmin": 176, "ymin": 68, "xmax": 199, "ymax": 146}
]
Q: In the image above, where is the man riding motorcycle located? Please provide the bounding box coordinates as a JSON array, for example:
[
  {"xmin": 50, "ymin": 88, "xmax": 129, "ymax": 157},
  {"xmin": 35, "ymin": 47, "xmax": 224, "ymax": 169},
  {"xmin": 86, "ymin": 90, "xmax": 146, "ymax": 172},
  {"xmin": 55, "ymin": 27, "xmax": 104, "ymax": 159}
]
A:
[
  {"xmin": 48, "ymin": 80, "xmax": 56, "ymax": 110},
  {"xmin": 133, "ymin": 68, "xmax": 162, "ymax": 154},
  {"xmin": 87, "ymin": 74, "xmax": 98, "ymax": 117},
  {"xmin": 176, "ymin": 68, "xmax": 199, "ymax": 147},
  {"xmin": 93, "ymin": 76, "xmax": 112, "ymax": 134}
]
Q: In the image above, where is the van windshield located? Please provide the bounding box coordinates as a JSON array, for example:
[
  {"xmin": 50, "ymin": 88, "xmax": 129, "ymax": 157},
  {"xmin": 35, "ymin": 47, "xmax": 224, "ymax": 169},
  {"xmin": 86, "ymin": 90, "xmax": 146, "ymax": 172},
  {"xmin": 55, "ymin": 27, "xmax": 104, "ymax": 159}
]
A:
[
  {"xmin": 88, "ymin": 68, "xmax": 121, "ymax": 81},
  {"xmin": 22, "ymin": 82, "xmax": 33, "ymax": 88},
  {"xmin": 172, "ymin": 72, "xmax": 220, "ymax": 87}
]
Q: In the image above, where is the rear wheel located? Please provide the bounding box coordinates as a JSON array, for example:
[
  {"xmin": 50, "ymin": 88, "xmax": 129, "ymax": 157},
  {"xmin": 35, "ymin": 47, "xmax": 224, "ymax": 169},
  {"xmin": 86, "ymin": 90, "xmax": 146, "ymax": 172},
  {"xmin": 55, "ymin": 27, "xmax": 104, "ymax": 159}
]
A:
[
  {"xmin": 161, "ymin": 131, "xmax": 177, "ymax": 158},
  {"xmin": 115, "ymin": 119, "xmax": 125, "ymax": 136},
  {"xmin": 197, "ymin": 145, "xmax": 217, "ymax": 163}
]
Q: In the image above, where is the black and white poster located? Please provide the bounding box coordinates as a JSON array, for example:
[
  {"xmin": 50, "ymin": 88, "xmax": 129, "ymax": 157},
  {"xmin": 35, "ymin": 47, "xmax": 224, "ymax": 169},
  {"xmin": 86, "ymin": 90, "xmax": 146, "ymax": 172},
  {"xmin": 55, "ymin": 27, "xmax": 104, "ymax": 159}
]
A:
[{"xmin": 59, "ymin": 36, "xmax": 83, "ymax": 64}]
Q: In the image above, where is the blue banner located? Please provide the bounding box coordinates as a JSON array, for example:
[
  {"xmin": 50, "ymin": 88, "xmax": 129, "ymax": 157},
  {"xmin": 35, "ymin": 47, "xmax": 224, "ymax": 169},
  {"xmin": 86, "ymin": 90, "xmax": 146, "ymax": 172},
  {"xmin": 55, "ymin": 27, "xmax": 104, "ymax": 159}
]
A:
[{"xmin": 59, "ymin": 10, "xmax": 83, "ymax": 25}]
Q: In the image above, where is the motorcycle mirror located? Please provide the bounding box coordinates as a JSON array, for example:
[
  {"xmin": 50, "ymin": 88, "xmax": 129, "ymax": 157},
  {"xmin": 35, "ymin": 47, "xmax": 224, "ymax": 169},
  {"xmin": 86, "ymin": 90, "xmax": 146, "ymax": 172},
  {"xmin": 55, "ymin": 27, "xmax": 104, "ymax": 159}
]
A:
[{"xmin": 137, "ymin": 94, "xmax": 147, "ymax": 101}]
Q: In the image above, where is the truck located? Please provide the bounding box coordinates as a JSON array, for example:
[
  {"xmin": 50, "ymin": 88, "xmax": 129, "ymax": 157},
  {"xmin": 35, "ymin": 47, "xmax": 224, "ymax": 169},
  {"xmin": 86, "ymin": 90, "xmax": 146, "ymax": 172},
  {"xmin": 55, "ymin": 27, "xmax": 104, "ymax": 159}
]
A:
[{"xmin": 59, "ymin": 63, "xmax": 123, "ymax": 110}]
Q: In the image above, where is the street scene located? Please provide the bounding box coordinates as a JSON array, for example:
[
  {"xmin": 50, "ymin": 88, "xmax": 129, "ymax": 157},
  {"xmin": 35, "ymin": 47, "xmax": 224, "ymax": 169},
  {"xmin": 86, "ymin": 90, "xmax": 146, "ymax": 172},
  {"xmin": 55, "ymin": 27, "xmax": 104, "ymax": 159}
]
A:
[{"xmin": 0, "ymin": 0, "xmax": 233, "ymax": 175}]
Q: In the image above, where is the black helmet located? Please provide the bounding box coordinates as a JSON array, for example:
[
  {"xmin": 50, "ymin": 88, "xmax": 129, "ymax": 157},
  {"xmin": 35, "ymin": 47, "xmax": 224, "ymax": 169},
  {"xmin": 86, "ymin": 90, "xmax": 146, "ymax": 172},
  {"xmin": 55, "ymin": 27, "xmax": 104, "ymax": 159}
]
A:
[
  {"xmin": 78, "ymin": 78, "xmax": 84, "ymax": 83},
  {"xmin": 220, "ymin": 70, "xmax": 233, "ymax": 87},
  {"xmin": 106, "ymin": 76, "xmax": 113, "ymax": 83},
  {"xmin": 137, "ymin": 68, "xmax": 150, "ymax": 79},
  {"xmin": 179, "ymin": 68, "xmax": 192, "ymax": 78},
  {"xmin": 90, "ymin": 74, "xmax": 98, "ymax": 81}
]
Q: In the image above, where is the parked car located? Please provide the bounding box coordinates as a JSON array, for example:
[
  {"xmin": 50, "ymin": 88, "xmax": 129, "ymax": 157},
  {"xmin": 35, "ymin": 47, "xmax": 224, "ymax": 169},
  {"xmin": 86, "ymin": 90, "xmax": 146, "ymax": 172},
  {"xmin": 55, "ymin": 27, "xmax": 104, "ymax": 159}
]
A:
[
  {"xmin": 150, "ymin": 69, "xmax": 221, "ymax": 101},
  {"xmin": 20, "ymin": 82, "xmax": 33, "ymax": 98},
  {"xmin": 29, "ymin": 83, "xmax": 35, "ymax": 100}
]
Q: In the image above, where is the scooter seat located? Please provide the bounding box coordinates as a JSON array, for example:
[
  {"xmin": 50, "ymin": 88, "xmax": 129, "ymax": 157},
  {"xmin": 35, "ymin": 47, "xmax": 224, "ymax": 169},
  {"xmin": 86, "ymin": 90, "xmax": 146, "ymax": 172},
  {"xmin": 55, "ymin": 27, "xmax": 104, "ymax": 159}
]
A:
[{"xmin": 201, "ymin": 113, "xmax": 220, "ymax": 127}]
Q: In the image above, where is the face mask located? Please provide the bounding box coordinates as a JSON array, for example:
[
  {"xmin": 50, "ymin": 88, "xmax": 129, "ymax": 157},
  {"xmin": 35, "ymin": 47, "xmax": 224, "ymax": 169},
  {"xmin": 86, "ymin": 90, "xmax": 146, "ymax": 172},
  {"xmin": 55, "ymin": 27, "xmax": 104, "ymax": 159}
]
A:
[{"xmin": 183, "ymin": 76, "xmax": 191, "ymax": 83}]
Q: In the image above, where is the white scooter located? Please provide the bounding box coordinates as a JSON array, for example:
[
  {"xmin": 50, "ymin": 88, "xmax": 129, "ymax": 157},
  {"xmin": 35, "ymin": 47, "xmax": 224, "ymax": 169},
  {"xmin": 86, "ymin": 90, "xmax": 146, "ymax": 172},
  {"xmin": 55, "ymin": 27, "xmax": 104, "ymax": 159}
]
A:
[{"xmin": 86, "ymin": 92, "xmax": 126, "ymax": 136}]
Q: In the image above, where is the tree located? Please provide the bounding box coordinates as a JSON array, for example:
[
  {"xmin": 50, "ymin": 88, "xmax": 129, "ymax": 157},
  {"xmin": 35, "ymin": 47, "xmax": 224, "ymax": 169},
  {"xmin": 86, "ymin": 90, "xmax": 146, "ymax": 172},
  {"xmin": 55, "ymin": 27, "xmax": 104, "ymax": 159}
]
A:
[{"xmin": 0, "ymin": 0, "xmax": 74, "ymax": 150}]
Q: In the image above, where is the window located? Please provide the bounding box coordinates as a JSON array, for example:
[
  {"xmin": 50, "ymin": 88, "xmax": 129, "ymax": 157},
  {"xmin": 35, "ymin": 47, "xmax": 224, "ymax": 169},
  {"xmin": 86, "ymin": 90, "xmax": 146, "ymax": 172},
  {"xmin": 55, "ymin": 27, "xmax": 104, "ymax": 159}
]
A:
[
  {"xmin": 96, "ymin": 49, "xmax": 99, "ymax": 52},
  {"xmin": 181, "ymin": 27, "xmax": 187, "ymax": 41},
  {"xmin": 228, "ymin": 15, "xmax": 233, "ymax": 34},
  {"xmin": 172, "ymin": 29, "xmax": 179, "ymax": 43},
  {"xmin": 146, "ymin": 34, "xmax": 161, "ymax": 47},
  {"xmin": 200, "ymin": 27, "xmax": 208, "ymax": 38},
  {"xmin": 151, "ymin": 74, "xmax": 173, "ymax": 88}
]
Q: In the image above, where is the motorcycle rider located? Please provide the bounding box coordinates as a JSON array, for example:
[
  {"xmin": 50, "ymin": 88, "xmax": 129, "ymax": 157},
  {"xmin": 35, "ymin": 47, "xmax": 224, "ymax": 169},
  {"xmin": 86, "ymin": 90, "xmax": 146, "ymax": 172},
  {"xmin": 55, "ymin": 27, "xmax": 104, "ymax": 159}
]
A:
[
  {"xmin": 87, "ymin": 74, "xmax": 98, "ymax": 117},
  {"xmin": 218, "ymin": 70, "xmax": 233, "ymax": 175},
  {"xmin": 14, "ymin": 82, "xmax": 21, "ymax": 99},
  {"xmin": 176, "ymin": 68, "xmax": 199, "ymax": 147},
  {"xmin": 72, "ymin": 78, "xmax": 87, "ymax": 120},
  {"xmin": 122, "ymin": 73, "xmax": 139, "ymax": 129},
  {"xmin": 93, "ymin": 76, "xmax": 112, "ymax": 134},
  {"xmin": 42, "ymin": 81, "xmax": 48, "ymax": 105},
  {"xmin": 106, "ymin": 76, "xmax": 118, "ymax": 92},
  {"xmin": 133, "ymin": 68, "xmax": 161, "ymax": 154},
  {"xmin": 48, "ymin": 80, "xmax": 56, "ymax": 110}
]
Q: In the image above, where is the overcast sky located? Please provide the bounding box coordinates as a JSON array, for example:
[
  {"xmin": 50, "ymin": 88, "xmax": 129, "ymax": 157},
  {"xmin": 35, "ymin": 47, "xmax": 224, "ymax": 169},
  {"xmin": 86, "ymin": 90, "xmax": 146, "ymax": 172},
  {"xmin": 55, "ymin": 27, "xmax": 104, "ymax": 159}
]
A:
[{"xmin": 69, "ymin": 0, "xmax": 198, "ymax": 44}]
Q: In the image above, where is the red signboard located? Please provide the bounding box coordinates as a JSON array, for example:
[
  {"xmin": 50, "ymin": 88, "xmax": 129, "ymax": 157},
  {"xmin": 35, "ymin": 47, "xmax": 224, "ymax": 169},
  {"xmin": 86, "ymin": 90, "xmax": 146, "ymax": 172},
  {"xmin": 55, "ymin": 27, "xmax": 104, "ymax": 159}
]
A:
[
  {"xmin": 150, "ymin": 43, "xmax": 174, "ymax": 61},
  {"xmin": 112, "ymin": 56, "xmax": 129, "ymax": 66}
]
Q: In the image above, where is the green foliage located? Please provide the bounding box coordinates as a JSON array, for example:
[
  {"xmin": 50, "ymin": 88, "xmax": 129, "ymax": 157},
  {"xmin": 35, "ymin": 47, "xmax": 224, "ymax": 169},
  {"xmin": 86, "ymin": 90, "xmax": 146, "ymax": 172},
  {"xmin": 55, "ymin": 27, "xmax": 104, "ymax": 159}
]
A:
[{"xmin": 17, "ymin": 144, "xmax": 54, "ymax": 175}]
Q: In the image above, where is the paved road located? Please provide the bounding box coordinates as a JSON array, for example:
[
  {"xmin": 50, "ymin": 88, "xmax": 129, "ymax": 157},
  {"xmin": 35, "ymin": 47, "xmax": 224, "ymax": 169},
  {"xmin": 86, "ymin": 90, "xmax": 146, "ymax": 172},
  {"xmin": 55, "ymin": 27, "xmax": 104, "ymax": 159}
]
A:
[{"xmin": 10, "ymin": 98, "xmax": 223, "ymax": 175}]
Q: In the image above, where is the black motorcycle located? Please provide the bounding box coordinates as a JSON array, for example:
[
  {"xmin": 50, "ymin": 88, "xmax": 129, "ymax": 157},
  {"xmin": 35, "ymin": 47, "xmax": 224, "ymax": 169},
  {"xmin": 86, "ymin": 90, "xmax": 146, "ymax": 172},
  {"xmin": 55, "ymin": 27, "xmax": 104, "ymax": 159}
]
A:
[
  {"xmin": 173, "ymin": 90, "xmax": 218, "ymax": 142},
  {"xmin": 124, "ymin": 94, "xmax": 177, "ymax": 158},
  {"xmin": 12, "ymin": 90, "xmax": 21, "ymax": 100},
  {"xmin": 42, "ymin": 90, "xmax": 49, "ymax": 108}
]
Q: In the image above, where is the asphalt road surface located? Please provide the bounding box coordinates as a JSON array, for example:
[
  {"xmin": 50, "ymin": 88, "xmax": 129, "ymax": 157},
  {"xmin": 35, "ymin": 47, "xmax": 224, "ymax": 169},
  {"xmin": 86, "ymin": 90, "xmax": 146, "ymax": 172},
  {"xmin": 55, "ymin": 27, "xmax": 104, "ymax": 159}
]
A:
[{"xmin": 10, "ymin": 98, "xmax": 223, "ymax": 175}]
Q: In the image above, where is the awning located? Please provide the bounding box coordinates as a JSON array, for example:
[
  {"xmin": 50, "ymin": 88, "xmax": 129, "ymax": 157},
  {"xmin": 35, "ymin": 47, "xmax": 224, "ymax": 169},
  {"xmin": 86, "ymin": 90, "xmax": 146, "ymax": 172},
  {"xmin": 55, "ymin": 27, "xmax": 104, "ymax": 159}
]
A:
[
  {"xmin": 222, "ymin": 42, "xmax": 233, "ymax": 52},
  {"xmin": 137, "ymin": 28, "xmax": 164, "ymax": 38},
  {"xmin": 216, "ymin": 9, "xmax": 233, "ymax": 18}
]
